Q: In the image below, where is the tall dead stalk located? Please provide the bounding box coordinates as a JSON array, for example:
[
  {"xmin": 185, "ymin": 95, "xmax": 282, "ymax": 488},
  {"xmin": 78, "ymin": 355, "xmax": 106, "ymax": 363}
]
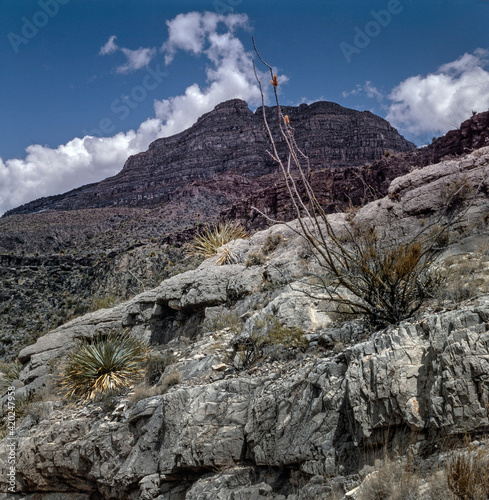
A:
[{"xmin": 251, "ymin": 40, "xmax": 477, "ymax": 329}]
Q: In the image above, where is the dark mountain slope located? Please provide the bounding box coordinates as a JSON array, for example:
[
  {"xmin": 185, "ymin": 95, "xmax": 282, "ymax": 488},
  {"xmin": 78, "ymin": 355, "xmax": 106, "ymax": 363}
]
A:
[{"xmin": 4, "ymin": 99, "xmax": 414, "ymax": 216}]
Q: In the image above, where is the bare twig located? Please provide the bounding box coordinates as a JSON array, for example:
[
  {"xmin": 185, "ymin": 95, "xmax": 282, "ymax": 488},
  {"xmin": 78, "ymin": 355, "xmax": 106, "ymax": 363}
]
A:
[{"xmin": 251, "ymin": 42, "xmax": 483, "ymax": 329}]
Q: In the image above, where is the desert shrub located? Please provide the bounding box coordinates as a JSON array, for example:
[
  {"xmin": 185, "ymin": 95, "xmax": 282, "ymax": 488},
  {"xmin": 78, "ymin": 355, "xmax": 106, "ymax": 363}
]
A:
[
  {"xmin": 206, "ymin": 310, "xmax": 244, "ymax": 335},
  {"xmin": 27, "ymin": 401, "xmax": 55, "ymax": 425},
  {"xmin": 0, "ymin": 395, "xmax": 32, "ymax": 440},
  {"xmin": 245, "ymin": 250, "xmax": 266, "ymax": 267},
  {"xmin": 438, "ymin": 264, "xmax": 483, "ymax": 303},
  {"xmin": 447, "ymin": 448, "xmax": 489, "ymax": 500},
  {"xmin": 441, "ymin": 174, "xmax": 473, "ymax": 214},
  {"xmin": 0, "ymin": 360, "xmax": 22, "ymax": 391},
  {"xmin": 61, "ymin": 330, "xmax": 150, "ymax": 400},
  {"xmin": 89, "ymin": 294, "xmax": 119, "ymax": 312},
  {"xmin": 313, "ymin": 224, "xmax": 447, "ymax": 329},
  {"xmin": 229, "ymin": 315, "xmax": 306, "ymax": 369},
  {"xmin": 426, "ymin": 470, "xmax": 457, "ymax": 500},
  {"xmin": 229, "ymin": 336, "xmax": 260, "ymax": 370},
  {"xmin": 252, "ymin": 43, "xmax": 456, "ymax": 330},
  {"xmin": 144, "ymin": 351, "xmax": 176, "ymax": 385},
  {"xmin": 190, "ymin": 221, "xmax": 248, "ymax": 265},
  {"xmin": 357, "ymin": 459, "xmax": 420, "ymax": 500},
  {"xmin": 160, "ymin": 371, "xmax": 181, "ymax": 390},
  {"xmin": 262, "ymin": 232, "xmax": 283, "ymax": 254},
  {"xmin": 93, "ymin": 388, "xmax": 125, "ymax": 413},
  {"xmin": 263, "ymin": 316, "xmax": 308, "ymax": 349},
  {"xmin": 129, "ymin": 383, "xmax": 160, "ymax": 404},
  {"xmin": 437, "ymin": 248, "xmax": 489, "ymax": 303}
]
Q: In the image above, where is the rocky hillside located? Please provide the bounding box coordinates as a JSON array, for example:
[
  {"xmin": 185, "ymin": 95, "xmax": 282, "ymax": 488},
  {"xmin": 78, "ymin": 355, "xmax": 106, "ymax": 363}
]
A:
[
  {"xmin": 1, "ymin": 144, "xmax": 489, "ymax": 498},
  {"xmin": 227, "ymin": 109, "xmax": 489, "ymax": 228},
  {"xmin": 0, "ymin": 105, "xmax": 487, "ymax": 362},
  {"xmin": 0, "ymin": 99, "xmax": 418, "ymax": 359}
]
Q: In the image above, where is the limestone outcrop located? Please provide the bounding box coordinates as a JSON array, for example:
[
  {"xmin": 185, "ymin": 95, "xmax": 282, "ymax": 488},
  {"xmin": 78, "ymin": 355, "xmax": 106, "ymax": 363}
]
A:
[
  {"xmin": 2, "ymin": 296, "xmax": 489, "ymax": 498},
  {"xmin": 1, "ymin": 146, "xmax": 489, "ymax": 498}
]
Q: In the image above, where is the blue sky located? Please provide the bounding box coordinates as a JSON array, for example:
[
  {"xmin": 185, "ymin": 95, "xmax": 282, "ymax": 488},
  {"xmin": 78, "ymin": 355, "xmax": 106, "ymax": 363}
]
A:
[{"xmin": 1, "ymin": 0, "xmax": 489, "ymax": 214}]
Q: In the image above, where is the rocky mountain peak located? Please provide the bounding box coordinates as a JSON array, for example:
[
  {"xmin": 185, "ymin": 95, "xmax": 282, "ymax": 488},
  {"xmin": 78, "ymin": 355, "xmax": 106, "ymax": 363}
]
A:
[
  {"xmin": 3, "ymin": 98, "xmax": 414, "ymax": 217},
  {"xmin": 195, "ymin": 97, "xmax": 253, "ymax": 123}
]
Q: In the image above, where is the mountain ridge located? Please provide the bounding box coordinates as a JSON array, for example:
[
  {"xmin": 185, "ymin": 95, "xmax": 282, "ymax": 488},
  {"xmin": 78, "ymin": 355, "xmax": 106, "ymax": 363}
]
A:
[{"xmin": 3, "ymin": 98, "xmax": 415, "ymax": 217}]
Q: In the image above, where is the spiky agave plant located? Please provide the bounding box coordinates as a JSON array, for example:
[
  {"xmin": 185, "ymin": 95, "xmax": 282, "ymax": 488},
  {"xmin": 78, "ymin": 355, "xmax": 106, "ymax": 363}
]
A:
[
  {"xmin": 191, "ymin": 221, "xmax": 249, "ymax": 265},
  {"xmin": 61, "ymin": 330, "xmax": 150, "ymax": 400}
]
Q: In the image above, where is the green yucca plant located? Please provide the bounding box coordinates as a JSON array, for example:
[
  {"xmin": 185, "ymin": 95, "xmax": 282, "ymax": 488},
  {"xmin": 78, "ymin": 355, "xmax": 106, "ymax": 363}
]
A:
[
  {"xmin": 61, "ymin": 331, "xmax": 150, "ymax": 400},
  {"xmin": 191, "ymin": 221, "xmax": 249, "ymax": 265}
]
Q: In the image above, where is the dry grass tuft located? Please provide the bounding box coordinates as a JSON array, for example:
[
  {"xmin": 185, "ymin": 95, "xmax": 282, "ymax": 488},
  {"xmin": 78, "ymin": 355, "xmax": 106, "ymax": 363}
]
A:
[
  {"xmin": 144, "ymin": 351, "xmax": 176, "ymax": 385},
  {"xmin": 245, "ymin": 250, "xmax": 266, "ymax": 267},
  {"xmin": 160, "ymin": 371, "xmax": 181, "ymax": 390},
  {"xmin": 190, "ymin": 221, "xmax": 248, "ymax": 265},
  {"xmin": 262, "ymin": 232, "xmax": 283, "ymax": 254},
  {"xmin": 129, "ymin": 383, "xmax": 160, "ymax": 404},
  {"xmin": 447, "ymin": 448, "xmax": 489, "ymax": 500},
  {"xmin": 0, "ymin": 360, "xmax": 22, "ymax": 391},
  {"xmin": 358, "ymin": 459, "xmax": 420, "ymax": 500}
]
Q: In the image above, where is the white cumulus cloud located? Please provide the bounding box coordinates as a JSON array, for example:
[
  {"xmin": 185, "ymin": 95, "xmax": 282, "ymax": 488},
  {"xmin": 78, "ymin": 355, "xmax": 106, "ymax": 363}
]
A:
[
  {"xmin": 386, "ymin": 48, "xmax": 489, "ymax": 137},
  {"xmin": 0, "ymin": 12, "xmax": 273, "ymax": 216},
  {"xmin": 0, "ymin": 122, "xmax": 166, "ymax": 215},
  {"xmin": 117, "ymin": 47, "xmax": 157, "ymax": 74},
  {"xmin": 155, "ymin": 13, "xmax": 267, "ymax": 137},
  {"xmin": 99, "ymin": 35, "xmax": 118, "ymax": 55},
  {"xmin": 100, "ymin": 36, "xmax": 156, "ymax": 74},
  {"xmin": 342, "ymin": 81, "xmax": 384, "ymax": 102},
  {"xmin": 162, "ymin": 11, "xmax": 249, "ymax": 64}
]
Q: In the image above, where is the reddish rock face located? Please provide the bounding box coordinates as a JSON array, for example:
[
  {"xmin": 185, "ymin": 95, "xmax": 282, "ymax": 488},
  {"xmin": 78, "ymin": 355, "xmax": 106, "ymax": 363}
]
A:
[
  {"xmin": 225, "ymin": 110, "xmax": 489, "ymax": 229},
  {"xmin": 4, "ymin": 99, "xmax": 414, "ymax": 216},
  {"xmin": 430, "ymin": 110, "xmax": 489, "ymax": 162}
]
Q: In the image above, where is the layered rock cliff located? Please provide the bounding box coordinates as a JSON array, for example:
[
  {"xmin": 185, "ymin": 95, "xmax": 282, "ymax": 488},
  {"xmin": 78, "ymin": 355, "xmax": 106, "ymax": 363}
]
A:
[
  {"xmin": 226, "ymin": 109, "xmax": 489, "ymax": 228},
  {"xmin": 3, "ymin": 99, "xmax": 415, "ymax": 216}
]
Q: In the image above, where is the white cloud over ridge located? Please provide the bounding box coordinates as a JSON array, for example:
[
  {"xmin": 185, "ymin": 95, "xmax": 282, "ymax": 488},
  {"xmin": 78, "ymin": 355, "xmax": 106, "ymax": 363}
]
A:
[
  {"xmin": 342, "ymin": 81, "xmax": 384, "ymax": 102},
  {"xmin": 155, "ymin": 13, "xmax": 264, "ymax": 137},
  {"xmin": 386, "ymin": 48, "xmax": 489, "ymax": 137},
  {"xmin": 0, "ymin": 121, "xmax": 164, "ymax": 215},
  {"xmin": 0, "ymin": 12, "xmax": 268, "ymax": 216},
  {"xmin": 99, "ymin": 35, "xmax": 157, "ymax": 74}
]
